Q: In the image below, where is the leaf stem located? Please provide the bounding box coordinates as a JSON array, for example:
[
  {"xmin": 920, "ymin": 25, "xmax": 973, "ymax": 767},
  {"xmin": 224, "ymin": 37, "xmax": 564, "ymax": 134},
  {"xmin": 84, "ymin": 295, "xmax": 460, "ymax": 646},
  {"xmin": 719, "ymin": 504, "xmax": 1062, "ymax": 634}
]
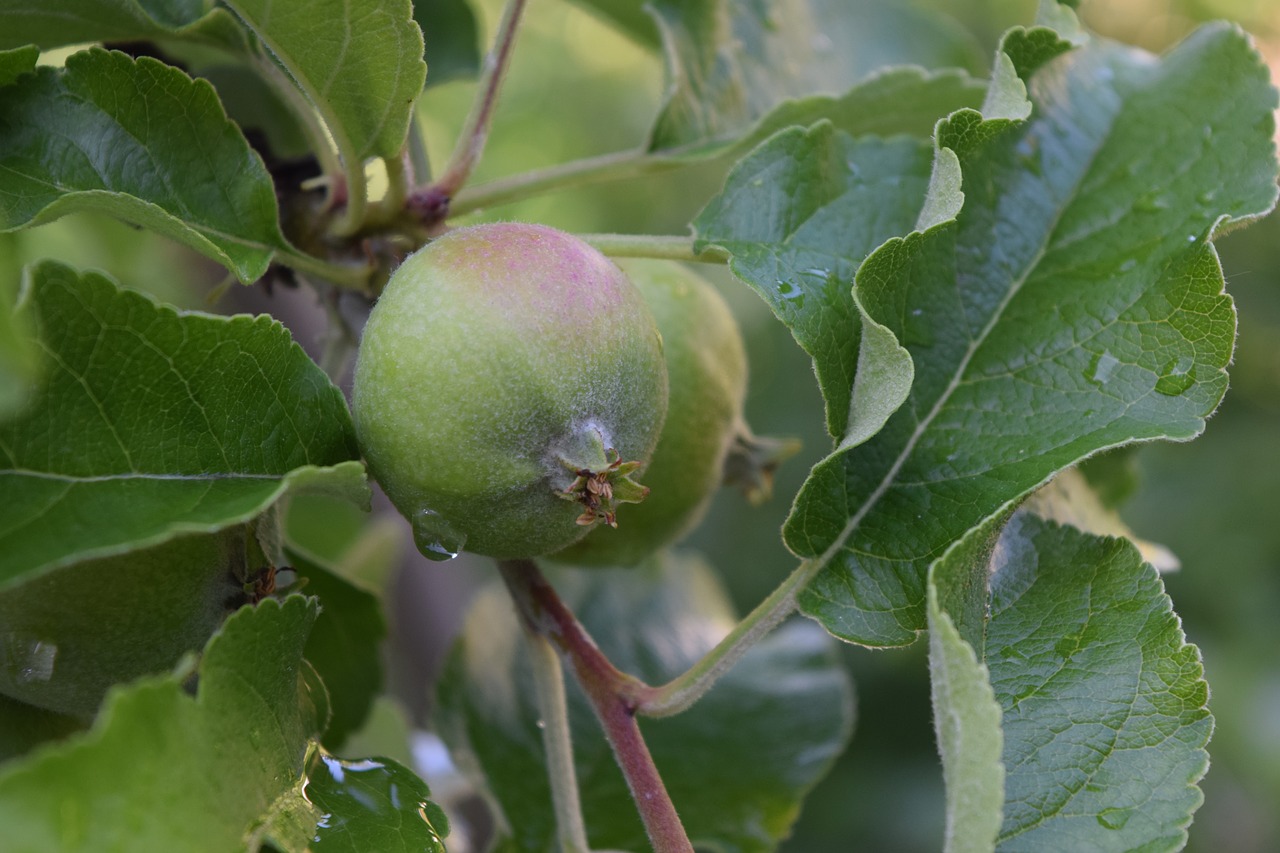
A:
[
  {"xmin": 580, "ymin": 233, "xmax": 728, "ymax": 264},
  {"xmin": 449, "ymin": 148, "xmax": 684, "ymax": 216},
  {"xmin": 274, "ymin": 248, "xmax": 371, "ymax": 290},
  {"xmin": 636, "ymin": 558, "xmax": 822, "ymax": 717},
  {"xmin": 414, "ymin": 0, "xmax": 528, "ymax": 222},
  {"xmin": 498, "ymin": 560, "xmax": 694, "ymax": 853},
  {"xmin": 519, "ymin": 618, "xmax": 592, "ymax": 853}
]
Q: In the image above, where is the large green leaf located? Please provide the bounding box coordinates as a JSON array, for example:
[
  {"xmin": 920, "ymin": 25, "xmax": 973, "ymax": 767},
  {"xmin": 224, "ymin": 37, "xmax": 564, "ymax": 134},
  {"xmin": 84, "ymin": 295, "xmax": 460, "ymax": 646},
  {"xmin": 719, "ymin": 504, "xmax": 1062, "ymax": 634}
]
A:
[
  {"xmin": 929, "ymin": 511, "xmax": 1212, "ymax": 851},
  {"xmin": 0, "ymin": 596, "xmax": 325, "ymax": 851},
  {"xmin": 0, "ymin": 48, "xmax": 290, "ymax": 283},
  {"xmin": 289, "ymin": 546, "xmax": 386, "ymax": 750},
  {"xmin": 647, "ymin": 0, "xmax": 983, "ymax": 155},
  {"xmin": 436, "ymin": 552, "xmax": 853, "ymax": 853},
  {"xmin": 0, "ymin": 263, "xmax": 367, "ymax": 590},
  {"xmin": 785, "ymin": 22, "xmax": 1278, "ymax": 646},
  {"xmin": 414, "ymin": 0, "xmax": 480, "ymax": 86},
  {"xmin": 0, "ymin": 255, "xmax": 40, "ymax": 420},
  {"xmin": 0, "ymin": 532, "xmax": 240, "ymax": 718},
  {"xmin": 0, "ymin": 0, "xmax": 250, "ymax": 51},
  {"xmin": 223, "ymin": 0, "xmax": 426, "ymax": 164},
  {"xmin": 695, "ymin": 126, "xmax": 934, "ymax": 437}
]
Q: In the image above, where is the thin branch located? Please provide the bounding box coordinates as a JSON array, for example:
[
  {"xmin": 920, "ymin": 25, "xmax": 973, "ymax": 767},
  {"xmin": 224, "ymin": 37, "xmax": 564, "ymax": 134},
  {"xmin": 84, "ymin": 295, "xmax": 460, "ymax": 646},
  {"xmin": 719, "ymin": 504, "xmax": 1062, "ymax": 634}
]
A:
[
  {"xmin": 499, "ymin": 560, "xmax": 693, "ymax": 853},
  {"xmin": 411, "ymin": 0, "xmax": 528, "ymax": 227},
  {"xmin": 449, "ymin": 148, "xmax": 684, "ymax": 217},
  {"xmin": 580, "ymin": 233, "xmax": 729, "ymax": 264},
  {"xmin": 521, "ymin": 621, "xmax": 591, "ymax": 853}
]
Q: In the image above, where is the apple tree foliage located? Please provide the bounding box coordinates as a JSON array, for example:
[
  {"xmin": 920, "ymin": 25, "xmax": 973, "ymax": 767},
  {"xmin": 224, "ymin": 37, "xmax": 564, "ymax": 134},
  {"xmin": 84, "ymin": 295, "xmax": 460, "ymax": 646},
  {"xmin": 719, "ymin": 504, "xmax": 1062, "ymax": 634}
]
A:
[{"xmin": 0, "ymin": 0, "xmax": 1275, "ymax": 850}]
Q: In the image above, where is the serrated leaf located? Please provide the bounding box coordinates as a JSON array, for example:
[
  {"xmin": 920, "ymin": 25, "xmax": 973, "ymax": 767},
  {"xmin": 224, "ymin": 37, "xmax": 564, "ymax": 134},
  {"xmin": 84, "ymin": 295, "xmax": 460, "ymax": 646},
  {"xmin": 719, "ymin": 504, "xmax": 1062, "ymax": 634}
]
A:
[
  {"xmin": 224, "ymin": 0, "xmax": 426, "ymax": 164},
  {"xmin": 305, "ymin": 749, "xmax": 449, "ymax": 853},
  {"xmin": 0, "ymin": 532, "xmax": 240, "ymax": 718},
  {"xmin": 929, "ymin": 512, "xmax": 1212, "ymax": 852},
  {"xmin": 0, "ymin": 596, "xmax": 325, "ymax": 852},
  {"xmin": 436, "ymin": 551, "xmax": 853, "ymax": 853},
  {"xmin": 0, "ymin": 263, "xmax": 367, "ymax": 590},
  {"xmin": 0, "ymin": 48, "xmax": 291, "ymax": 283},
  {"xmin": 414, "ymin": 0, "xmax": 481, "ymax": 86},
  {"xmin": 648, "ymin": 0, "xmax": 983, "ymax": 154},
  {"xmin": 288, "ymin": 546, "xmax": 386, "ymax": 749},
  {"xmin": 788, "ymin": 24, "xmax": 1278, "ymax": 646},
  {"xmin": 695, "ymin": 124, "xmax": 934, "ymax": 437},
  {"xmin": 0, "ymin": 0, "xmax": 251, "ymax": 52}
]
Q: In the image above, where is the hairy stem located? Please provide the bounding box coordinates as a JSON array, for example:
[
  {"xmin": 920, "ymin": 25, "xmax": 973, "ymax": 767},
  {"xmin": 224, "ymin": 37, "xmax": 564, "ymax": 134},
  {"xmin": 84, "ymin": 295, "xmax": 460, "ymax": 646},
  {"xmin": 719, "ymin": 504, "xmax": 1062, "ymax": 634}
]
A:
[
  {"xmin": 275, "ymin": 248, "xmax": 371, "ymax": 290},
  {"xmin": 521, "ymin": 620, "xmax": 591, "ymax": 853},
  {"xmin": 636, "ymin": 558, "xmax": 823, "ymax": 717},
  {"xmin": 449, "ymin": 148, "xmax": 684, "ymax": 216},
  {"xmin": 581, "ymin": 233, "xmax": 729, "ymax": 264},
  {"xmin": 432, "ymin": 0, "xmax": 528, "ymax": 200},
  {"xmin": 499, "ymin": 560, "xmax": 693, "ymax": 853}
]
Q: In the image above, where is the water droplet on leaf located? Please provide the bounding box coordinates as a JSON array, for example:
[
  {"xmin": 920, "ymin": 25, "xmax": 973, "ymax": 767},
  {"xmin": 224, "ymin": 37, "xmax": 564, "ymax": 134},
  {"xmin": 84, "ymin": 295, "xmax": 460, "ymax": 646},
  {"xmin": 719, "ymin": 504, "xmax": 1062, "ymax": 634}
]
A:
[
  {"xmin": 2, "ymin": 635, "xmax": 57, "ymax": 683},
  {"xmin": 1086, "ymin": 350, "xmax": 1120, "ymax": 386},
  {"xmin": 1097, "ymin": 807, "xmax": 1133, "ymax": 830},
  {"xmin": 1154, "ymin": 355, "xmax": 1195, "ymax": 396}
]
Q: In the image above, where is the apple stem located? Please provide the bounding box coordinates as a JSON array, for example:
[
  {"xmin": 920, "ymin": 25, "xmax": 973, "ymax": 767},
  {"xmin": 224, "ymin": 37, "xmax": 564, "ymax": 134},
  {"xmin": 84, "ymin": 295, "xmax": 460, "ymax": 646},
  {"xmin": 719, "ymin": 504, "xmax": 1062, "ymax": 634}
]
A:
[
  {"xmin": 410, "ymin": 0, "xmax": 529, "ymax": 226},
  {"xmin": 498, "ymin": 559, "xmax": 694, "ymax": 853}
]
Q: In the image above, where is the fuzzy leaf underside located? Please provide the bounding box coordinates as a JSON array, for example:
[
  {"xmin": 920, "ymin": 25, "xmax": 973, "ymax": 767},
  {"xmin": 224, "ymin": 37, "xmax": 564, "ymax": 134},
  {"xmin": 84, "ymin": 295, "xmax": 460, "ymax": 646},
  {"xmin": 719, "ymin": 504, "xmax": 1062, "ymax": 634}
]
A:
[
  {"xmin": 785, "ymin": 23, "xmax": 1277, "ymax": 646},
  {"xmin": 0, "ymin": 263, "xmax": 366, "ymax": 590},
  {"xmin": 0, "ymin": 48, "xmax": 289, "ymax": 283},
  {"xmin": 928, "ymin": 511, "xmax": 1211, "ymax": 852},
  {"xmin": 222, "ymin": 0, "xmax": 426, "ymax": 163}
]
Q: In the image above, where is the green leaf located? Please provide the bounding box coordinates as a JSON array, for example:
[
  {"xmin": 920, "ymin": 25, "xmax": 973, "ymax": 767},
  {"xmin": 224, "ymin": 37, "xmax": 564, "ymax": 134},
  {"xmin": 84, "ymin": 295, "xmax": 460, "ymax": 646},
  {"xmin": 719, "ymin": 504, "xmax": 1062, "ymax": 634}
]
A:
[
  {"xmin": 414, "ymin": 0, "xmax": 481, "ymax": 86},
  {"xmin": 223, "ymin": 0, "xmax": 426, "ymax": 163},
  {"xmin": 437, "ymin": 551, "xmax": 853, "ymax": 853},
  {"xmin": 647, "ymin": 0, "xmax": 983, "ymax": 155},
  {"xmin": 927, "ymin": 514, "xmax": 1009, "ymax": 853},
  {"xmin": 0, "ymin": 532, "xmax": 241, "ymax": 718},
  {"xmin": 0, "ymin": 48, "xmax": 291, "ymax": 283},
  {"xmin": 931, "ymin": 512, "xmax": 1212, "ymax": 851},
  {"xmin": 0, "ymin": 695, "xmax": 85, "ymax": 766},
  {"xmin": 789, "ymin": 24, "xmax": 1278, "ymax": 646},
  {"xmin": 0, "ymin": 596, "xmax": 326, "ymax": 851},
  {"xmin": 0, "ymin": 44, "xmax": 37, "ymax": 86},
  {"xmin": 694, "ymin": 124, "xmax": 934, "ymax": 437},
  {"xmin": 0, "ymin": 263, "xmax": 367, "ymax": 590},
  {"xmin": 288, "ymin": 546, "xmax": 386, "ymax": 749},
  {"xmin": 305, "ymin": 749, "xmax": 449, "ymax": 853},
  {"xmin": 0, "ymin": 0, "xmax": 251, "ymax": 52},
  {"xmin": 0, "ymin": 260, "xmax": 40, "ymax": 420}
]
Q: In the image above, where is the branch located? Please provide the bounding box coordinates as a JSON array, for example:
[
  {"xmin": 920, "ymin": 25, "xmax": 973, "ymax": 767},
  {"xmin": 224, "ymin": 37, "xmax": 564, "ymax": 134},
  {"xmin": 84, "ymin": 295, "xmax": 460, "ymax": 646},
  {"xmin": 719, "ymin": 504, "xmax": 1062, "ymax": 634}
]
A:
[
  {"xmin": 498, "ymin": 560, "xmax": 693, "ymax": 853},
  {"xmin": 409, "ymin": 0, "xmax": 529, "ymax": 226}
]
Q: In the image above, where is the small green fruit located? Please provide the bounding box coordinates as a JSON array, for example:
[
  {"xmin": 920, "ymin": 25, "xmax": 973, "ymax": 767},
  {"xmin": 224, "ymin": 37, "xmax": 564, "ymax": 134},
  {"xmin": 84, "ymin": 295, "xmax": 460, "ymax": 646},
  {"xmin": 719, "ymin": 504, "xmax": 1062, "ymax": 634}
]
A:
[
  {"xmin": 352, "ymin": 223, "xmax": 668, "ymax": 560},
  {"xmin": 552, "ymin": 260, "xmax": 747, "ymax": 567}
]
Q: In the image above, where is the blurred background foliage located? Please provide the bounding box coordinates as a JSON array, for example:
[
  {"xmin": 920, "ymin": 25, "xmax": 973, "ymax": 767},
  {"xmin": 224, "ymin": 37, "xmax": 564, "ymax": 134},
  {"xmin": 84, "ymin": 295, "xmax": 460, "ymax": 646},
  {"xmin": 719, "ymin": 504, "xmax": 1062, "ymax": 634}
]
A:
[{"xmin": 4, "ymin": 0, "xmax": 1278, "ymax": 849}]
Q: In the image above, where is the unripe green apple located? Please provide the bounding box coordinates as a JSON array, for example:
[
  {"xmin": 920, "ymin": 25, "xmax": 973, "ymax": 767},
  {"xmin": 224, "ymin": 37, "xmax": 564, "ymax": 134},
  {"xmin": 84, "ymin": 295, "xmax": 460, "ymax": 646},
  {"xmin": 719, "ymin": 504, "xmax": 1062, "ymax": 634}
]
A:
[
  {"xmin": 352, "ymin": 223, "xmax": 668, "ymax": 560},
  {"xmin": 551, "ymin": 260, "xmax": 747, "ymax": 567}
]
